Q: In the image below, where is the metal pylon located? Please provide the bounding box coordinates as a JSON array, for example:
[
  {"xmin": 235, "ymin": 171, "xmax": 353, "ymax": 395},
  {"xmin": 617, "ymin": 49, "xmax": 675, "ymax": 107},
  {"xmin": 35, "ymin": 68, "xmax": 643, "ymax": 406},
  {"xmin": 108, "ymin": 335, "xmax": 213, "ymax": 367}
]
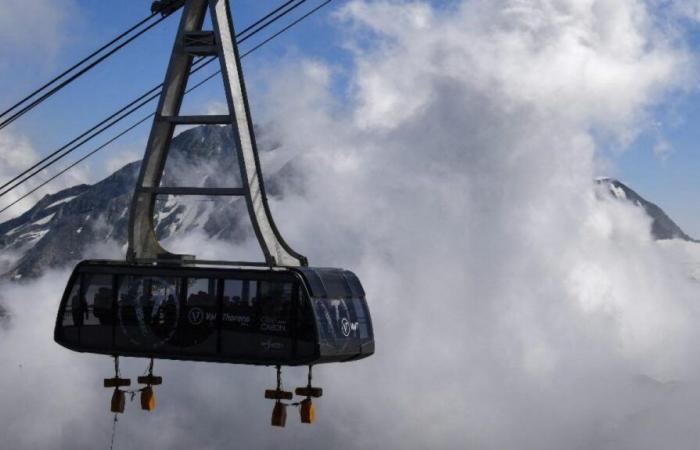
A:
[{"xmin": 127, "ymin": 0, "xmax": 307, "ymax": 267}]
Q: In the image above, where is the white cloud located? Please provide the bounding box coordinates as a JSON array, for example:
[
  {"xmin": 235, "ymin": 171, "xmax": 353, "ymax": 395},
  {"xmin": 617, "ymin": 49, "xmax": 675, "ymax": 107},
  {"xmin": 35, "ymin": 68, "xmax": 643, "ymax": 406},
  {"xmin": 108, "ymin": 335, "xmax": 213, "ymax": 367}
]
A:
[
  {"xmin": 0, "ymin": 131, "xmax": 88, "ymax": 222},
  {"xmin": 205, "ymin": 101, "xmax": 228, "ymax": 116},
  {"xmin": 654, "ymin": 136, "xmax": 673, "ymax": 159},
  {"xmin": 1, "ymin": 1, "xmax": 700, "ymax": 449},
  {"xmin": 0, "ymin": 0, "xmax": 78, "ymax": 60},
  {"xmin": 667, "ymin": 0, "xmax": 700, "ymax": 22},
  {"xmin": 105, "ymin": 150, "xmax": 140, "ymax": 174}
]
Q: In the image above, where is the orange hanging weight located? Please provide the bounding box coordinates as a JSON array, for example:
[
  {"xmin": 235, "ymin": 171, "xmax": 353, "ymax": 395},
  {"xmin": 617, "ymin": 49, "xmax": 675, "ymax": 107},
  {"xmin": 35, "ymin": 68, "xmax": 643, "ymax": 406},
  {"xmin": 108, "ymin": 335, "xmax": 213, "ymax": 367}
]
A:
[
  {"xmin": 140, "ymin": 386, "xmax": 156, "ymax": 411},
  {"xmin": 299, "ymin": 398, "xmax": 315, "ymax": 424}
]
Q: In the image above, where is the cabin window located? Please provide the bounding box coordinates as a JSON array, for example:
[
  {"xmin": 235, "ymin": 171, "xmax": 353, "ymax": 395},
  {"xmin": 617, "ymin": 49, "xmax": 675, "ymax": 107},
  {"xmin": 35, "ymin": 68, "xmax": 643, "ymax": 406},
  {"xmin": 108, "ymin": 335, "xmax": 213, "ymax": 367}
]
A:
[
  {"xmin": 222, "ymin": 279, "xmax": 253, "ymax": 331},
  {"xmin": 115, "ymin": 276, "xmax": 181, "ymax": 351},
  {"xmin": 353, "ymin": 298, "xmax": 371, "ymax": 339},
  {"xmin": 79, "ymin": 274, "xmax": 114, "ymax": 349},
  {"xmin": 321, "ymin": 271, "xmax": 351, "ymax": 299},
  {"xmin": 258, "ymin": 281, "xmax": 292, "ymax": 337},
  {"xmin": 62, "ymin": 280, "xmax": 81, "ymax": 327},
  {"xmin": 83, "ymin": 274, "xmax": 113, "ymax": 326},
  {"xmin": 220, "ymin": 279, "xmax": 257, "ymax": 357},
  {"xmin": 296, "ymin": 286, "xmax": 316, "ymax": 342},
  {"xmin": 220, "ymin": 278, "xmax": 295, "ymax": 359},
  {"xmin": 59, "ymin": 279, "xmax": 81, "ymax": 345},
  {"xmin": 177, "ymin": 278, "xmax": 219, "ymax": 353}
]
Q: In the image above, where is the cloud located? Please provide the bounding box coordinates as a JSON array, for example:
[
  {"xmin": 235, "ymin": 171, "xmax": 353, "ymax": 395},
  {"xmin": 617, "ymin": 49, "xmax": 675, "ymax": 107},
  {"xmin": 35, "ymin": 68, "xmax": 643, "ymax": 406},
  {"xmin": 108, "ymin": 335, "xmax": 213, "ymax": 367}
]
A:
[
  {"xmin": 0, "ymin": 131, "xmax": 88, "ymax": 222},
  {"xmin": 654, "ymin": 136, "xmax": 673, "ymax": 160},
  {"xmin": 0, "ymin": 0, "xmax": 78, "ymax": 60},
  {"xmin": 1, "ymin": 1, "xmax": 700, "ymax": 449},
  {"xmin": 105, "ymin": 150, "xmax": 140, "ymax": 175}
]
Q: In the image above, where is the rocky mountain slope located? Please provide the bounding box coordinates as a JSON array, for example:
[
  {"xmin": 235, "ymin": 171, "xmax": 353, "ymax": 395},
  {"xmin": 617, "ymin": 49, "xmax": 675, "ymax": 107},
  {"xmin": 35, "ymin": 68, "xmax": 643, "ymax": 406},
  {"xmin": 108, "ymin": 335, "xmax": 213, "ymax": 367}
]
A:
[
  {"xmin": 0, "ymin": 125, "xmax": 300, "ymax": 280},
  {"xmin": 596, "ymin": 177, "xmax": 696, "ymax": 242}
]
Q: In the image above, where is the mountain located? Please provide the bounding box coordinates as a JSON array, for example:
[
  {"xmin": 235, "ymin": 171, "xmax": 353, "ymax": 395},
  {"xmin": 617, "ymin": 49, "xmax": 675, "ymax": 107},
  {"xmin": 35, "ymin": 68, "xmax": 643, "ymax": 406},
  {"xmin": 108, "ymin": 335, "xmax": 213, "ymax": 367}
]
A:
[
  {"xmin": 0, "ymin": 125, "xmax": 301, "ymax": 280},
  {"xmin": 0, "ymin": 126, "xmax": 695, "ymax": 281},
  {"xmin": 596, "ymin": 177, "xmax": 696, "ymax": 242}
]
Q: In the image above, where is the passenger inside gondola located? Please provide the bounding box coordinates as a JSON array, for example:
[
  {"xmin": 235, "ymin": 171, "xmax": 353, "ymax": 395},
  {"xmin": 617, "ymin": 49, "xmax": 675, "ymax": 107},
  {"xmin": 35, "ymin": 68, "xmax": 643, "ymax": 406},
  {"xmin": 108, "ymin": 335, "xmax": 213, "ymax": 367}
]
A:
[{"xmin": 94, "ymin": 287, "xmax": 113, "ymax": 324}]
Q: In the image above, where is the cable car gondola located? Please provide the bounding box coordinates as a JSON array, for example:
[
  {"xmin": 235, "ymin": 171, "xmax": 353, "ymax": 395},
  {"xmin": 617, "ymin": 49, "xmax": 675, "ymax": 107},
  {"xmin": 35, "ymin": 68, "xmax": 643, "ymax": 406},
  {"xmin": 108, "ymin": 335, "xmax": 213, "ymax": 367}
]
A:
[
  {"xmin": 53, "ymin": 0, "xmax": 374, "ymax": 425},
  {"xmin": 56, "ymin": 261, "xmax": 374, "ymax": 366}
]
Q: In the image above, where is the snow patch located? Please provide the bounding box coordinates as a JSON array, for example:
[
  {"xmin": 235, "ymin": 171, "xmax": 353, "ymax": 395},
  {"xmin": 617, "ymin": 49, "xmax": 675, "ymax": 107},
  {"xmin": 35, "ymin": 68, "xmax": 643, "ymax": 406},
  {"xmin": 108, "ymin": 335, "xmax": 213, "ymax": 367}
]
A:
[
  {"xmin": 31, "ymin": 213, "xmax": 54, "ymax": 227},
  {"xmin": 46, "ymin": 195, "xmax": 78, "ymax": 209},
  {"xmin": 610, "ymin": 184, "xmax": 627, "ymax": 199},
  {"xmin": 17, "ymin": 229, "xmax": 49, "ymax": 246}
]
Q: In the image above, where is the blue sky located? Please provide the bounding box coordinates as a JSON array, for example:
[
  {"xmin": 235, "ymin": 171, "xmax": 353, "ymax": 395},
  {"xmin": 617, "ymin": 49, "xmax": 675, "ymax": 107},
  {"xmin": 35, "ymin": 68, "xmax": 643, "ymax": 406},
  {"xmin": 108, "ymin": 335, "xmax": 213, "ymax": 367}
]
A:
[{"xmin": 0, "ymin": 0, "xmax": 698, "ymax": 236}]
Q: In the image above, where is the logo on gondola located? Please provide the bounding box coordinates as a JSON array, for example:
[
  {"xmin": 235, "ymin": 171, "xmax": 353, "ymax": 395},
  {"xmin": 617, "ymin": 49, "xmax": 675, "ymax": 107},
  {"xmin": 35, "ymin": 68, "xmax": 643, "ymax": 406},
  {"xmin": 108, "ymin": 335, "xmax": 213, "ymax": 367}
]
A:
[
  {"xmin": 188, "ymin": 307, "xmax": 204, "ymax": 325},
  {"xmin": 341, "ymin": 318, "xmax": 358, "ymax": 337}
]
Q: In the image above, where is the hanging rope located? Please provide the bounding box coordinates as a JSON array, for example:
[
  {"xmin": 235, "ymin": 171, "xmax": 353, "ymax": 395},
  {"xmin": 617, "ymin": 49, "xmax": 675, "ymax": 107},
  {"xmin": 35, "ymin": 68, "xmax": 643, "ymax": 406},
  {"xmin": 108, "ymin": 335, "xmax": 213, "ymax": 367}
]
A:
[{"xmin": 109, "ymin": 413, "xmax": 119, "ymax": 450}]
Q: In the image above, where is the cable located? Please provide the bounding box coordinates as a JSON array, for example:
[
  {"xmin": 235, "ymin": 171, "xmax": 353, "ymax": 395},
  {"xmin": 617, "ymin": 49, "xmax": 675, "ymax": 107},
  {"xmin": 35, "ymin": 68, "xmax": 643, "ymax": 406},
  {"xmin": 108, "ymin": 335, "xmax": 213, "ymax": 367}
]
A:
[
  {"xmin": 0, "ymin": 14, "xmax": 169, "ymax": 132},
  {"xmin": 0, "ymin": 0, "xmax": 311, "ymax": 196},
  {"xmin": 0, "ymin": 0, "xmax": 335, "ymax": 213},
  {"xmin": 0, "ymin": 57, "xmax": 215, "ymax": 199},
  {"xmin": 0, "ymin": 13, "xmax": 159, "ymax": 123},
  {"xmin": 0, "ymin": 0, "xmax": 301, "ymax": 129},
  {"xmin": 236, "ymin": 0, "xmax": 298, "ymax": 38},
  {"xmin": 237, "ymin": 0, "xmax": 308, "ymax": 45},
  {"xmin": 241, "ymin": 0, "xmax": 333, "ymax": 58},
  {"xmin": 0, "ymin": 70, "xmax": 220, "ymax": 215}
]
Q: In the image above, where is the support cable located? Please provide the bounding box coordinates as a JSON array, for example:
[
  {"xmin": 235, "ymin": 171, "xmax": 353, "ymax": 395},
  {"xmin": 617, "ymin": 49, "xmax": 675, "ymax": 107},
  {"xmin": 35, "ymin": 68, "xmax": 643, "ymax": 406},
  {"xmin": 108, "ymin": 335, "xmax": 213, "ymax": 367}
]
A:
[
  {"xmin": 0, "ymin": 14, "xmax": 170, "ymax": 132},
  {"xmin": 240, "ymin": 0, "xmax": 333, "ymax": 58},
  {"xmin": 0, "ymin": 13, "xmax": 160, "ymax": 123},
  {"xmin": 0, "ymin": 0, "xmax": 335, "ymax": 214},
  {"xmin": 0, "ymin": 0, "xmax": 301, "ymax": 129},
  {"xmin": 0, "ymin": 57, "xmax": 215, "ymax": 200},
  {"xmin": 236, "ymin": 0, "xmax": 308, "ymax": 44},
  {"xmin": 0, "ymin": 69, "xmax": 218, "ymax": 215},
  {"xmin": 236, "ymin": 0, "xmax": 298, "ymax": 39},
  {"xmin": 0, "ymin": 0, "xmax": 310, "ymax": 199}
]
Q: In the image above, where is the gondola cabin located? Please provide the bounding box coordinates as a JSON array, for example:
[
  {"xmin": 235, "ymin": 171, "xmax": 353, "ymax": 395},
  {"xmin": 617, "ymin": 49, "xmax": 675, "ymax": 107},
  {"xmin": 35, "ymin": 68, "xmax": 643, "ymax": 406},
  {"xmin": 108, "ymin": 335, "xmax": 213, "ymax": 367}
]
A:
[{"xmin": 55, "ymin": 260, "xmax": 374, "ymax": 366}]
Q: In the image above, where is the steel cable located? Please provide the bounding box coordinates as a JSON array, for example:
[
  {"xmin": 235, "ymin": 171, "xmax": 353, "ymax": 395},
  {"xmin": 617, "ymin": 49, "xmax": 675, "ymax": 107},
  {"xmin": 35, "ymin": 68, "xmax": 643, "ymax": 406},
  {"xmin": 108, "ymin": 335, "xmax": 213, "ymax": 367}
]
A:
[
  {"xmin": 0, "ymin": 13, "xmax": 160, "ymax": 122},
  {"xmin": 0, "ymin": 15, "xmax": 171, "ymax": 132},
  {"xmin": 0, "ymin": 0, "xmax": 335, "ymax": 214},
  {"xmin": 0, "ymin": 0, "xmax": 311, "ymax": 198}
]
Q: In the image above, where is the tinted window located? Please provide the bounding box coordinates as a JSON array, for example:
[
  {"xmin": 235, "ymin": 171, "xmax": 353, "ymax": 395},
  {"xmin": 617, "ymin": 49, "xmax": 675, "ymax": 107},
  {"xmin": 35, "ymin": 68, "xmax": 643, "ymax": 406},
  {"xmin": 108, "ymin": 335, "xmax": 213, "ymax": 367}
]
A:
[
  {"xmin": 58, "ymin": 278, "xmax": 81, "ymax": 345},
  {"xmin": 321, "ymin": 271, "xmax": 351, "ymax": 298},
  {"xmin": 115, "ymin": 276, "xmax": 181, "ymax": 351},
  {"xmin": 311, "ymin": 297, "xmax": 364, "ymax": 354},
  {"xmin": 343, "ymin": 272, "xmax": 365, "ymax": 298},
  {"xmin": 296, "ymin": 286, "xmax": 316, "ymax": 342},
  {"xmin": 62, "ymin": 279, "xmax": 80, "ymax": 327},
  {"xmin": 80, "ymin": 274, "xmax": 114, "ymax": 348},
  {"xmin": 83, "ymin": 274, "xmax": 113, "ymax": 326},
  {"xmin": 222, "ymin": 279, "xmax": 253, "ymax": 331},
  {"xmin": 176, "ymin": 278, "xmax": 219, "ymax": 353},
  {"xmin": 258, "ymin": 281, "xmax": 292, "ymax": 337},
  {"xmin": 220, "ymin": 279, "xmax": 259, "ymax": 358},
  {"xmin": 220, "ymin": 277, "xmax": 294, "ymax": 360},
  {"xmin": 353, "ymin": 298, "xmax": 371, "ymax": 339}
]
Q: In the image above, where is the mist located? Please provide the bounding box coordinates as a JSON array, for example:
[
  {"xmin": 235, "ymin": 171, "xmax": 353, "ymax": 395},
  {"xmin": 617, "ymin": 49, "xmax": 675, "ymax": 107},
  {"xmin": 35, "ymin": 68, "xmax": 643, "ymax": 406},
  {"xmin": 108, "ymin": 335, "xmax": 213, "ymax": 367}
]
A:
[{"xmin": 1, "ymin": 1, "xmax": 700, "ymax": 449}]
